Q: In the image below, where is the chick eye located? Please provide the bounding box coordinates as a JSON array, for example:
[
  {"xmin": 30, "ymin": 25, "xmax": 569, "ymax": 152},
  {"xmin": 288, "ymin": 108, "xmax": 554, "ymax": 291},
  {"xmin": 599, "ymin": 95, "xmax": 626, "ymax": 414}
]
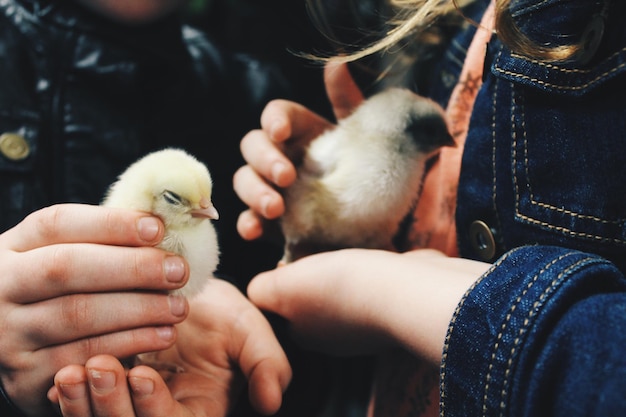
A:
[{"xmin": 163, "ymin": 190, "xmax": 183, "ymax": 205}]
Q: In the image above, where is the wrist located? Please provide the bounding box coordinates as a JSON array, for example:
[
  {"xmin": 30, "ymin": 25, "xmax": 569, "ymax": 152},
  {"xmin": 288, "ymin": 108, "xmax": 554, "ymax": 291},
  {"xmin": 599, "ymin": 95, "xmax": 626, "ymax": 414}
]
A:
[{"xmin": 379, "ymin": 251, "xmax": 489, "ymax": 364}]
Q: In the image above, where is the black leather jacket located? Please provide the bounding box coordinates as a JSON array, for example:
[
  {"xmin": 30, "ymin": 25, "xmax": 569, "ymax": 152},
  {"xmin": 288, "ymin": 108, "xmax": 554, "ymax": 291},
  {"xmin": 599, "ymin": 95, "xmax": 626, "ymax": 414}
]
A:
[
  {"xmin": 0, "ymin": 0, "xmax": 288, "ymax": 278},
  {"xmin": 1, "ymin": 1, "xmax": 289, "ymax": 414}
]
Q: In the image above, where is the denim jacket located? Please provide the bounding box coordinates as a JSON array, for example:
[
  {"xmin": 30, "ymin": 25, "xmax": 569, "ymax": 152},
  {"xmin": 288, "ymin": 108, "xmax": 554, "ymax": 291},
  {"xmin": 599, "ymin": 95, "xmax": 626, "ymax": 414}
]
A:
[{"xmin": 441, "ymin": 0, "xmax": 626, "ymax": 415}]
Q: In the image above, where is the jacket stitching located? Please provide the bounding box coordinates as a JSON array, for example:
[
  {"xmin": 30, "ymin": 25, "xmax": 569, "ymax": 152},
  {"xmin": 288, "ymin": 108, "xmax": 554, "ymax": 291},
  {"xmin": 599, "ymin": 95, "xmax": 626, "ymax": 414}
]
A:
[
  {"xmin": 494, "ymin": 49, "xmax": 626, "ymax": 91},
  {"xmin": 481, "ymin": 252, "xmax": 573, "ymax": 416},
  {"xmin": 510, "ymin": 47, "xmax": 626, "ymax": 74},
  {"xmin": 481, "ymin": 254, "xmax": 561, "ymax": 416},
  {"xmin": 511, "ymin": 88, "xmax": 626, "ymax": 244},
  {"xmin": 495, "ymin": 256, "xmax": 598, "ymax": 416},
  {"xmin": 517, "ymin": 84, "xmax": 625, "ymax": 225},
  {"xmin": 440, "ymin": 252, "xmax": 511, "ymax": 417},
  {"xmin": 528, "ymin": 203, "xmax": 626, "ymax": 225},
  {"xmin": 516, "ymin": 213, "xmax": 626, "ymax": 244},
  {"xmin": 491, "ymin": 77, "xmax": 505, "ymax": 250}
]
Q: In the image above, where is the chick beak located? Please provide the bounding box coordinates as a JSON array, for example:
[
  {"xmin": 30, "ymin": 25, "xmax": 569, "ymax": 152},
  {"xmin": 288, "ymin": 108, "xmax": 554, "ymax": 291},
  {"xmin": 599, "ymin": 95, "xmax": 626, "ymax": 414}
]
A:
[{"xmin": 192, "ymin": 197, "xmax": 219, "ymax": 220}]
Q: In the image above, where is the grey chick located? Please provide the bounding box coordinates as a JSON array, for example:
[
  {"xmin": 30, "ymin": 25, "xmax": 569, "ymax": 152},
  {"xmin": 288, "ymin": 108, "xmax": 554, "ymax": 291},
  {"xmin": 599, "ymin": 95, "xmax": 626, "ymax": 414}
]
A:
[{"xmin": 280, "ymin": 88, "xmax": 454, "ymax": 263}]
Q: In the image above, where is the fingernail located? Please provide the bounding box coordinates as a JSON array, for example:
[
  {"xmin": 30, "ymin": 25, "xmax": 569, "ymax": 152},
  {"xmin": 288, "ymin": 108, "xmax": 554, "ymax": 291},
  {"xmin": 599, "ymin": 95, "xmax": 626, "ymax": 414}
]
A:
[
  {"xmin": 137, "ymin": 217, "xmax": 160, "ymax": 242},
  {"xmin": 169, "ymin": 295, "xmax": 186, "ymax": 317},
  {"xmin": 59, "ymin": 383, "xmax": 87, "ymax": 400},
  {"xmin": 271, "ymin": 161, "xmax": 286, "ymax": 185},
  {"xmin": 129, "ymin": 376, "xmax": 155, "ymax": 397},
  {"xmin": 155, "ymin": 326, "xmax": 175, "ymax": 342},
  {"xmin": 88, "ymin": 369, "xmax": 116, "ymax": 393},
  {"xmin": 164, "ymin": 256, "xmax": 185, "ymax": 283}
]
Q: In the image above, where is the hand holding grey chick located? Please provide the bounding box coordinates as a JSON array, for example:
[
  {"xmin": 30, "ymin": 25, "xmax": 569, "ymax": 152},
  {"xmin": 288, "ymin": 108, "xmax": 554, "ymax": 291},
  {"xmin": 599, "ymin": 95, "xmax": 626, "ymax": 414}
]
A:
[{"xmin": 280, "ymin": 88, "xmax": 453, "ymax": 263}]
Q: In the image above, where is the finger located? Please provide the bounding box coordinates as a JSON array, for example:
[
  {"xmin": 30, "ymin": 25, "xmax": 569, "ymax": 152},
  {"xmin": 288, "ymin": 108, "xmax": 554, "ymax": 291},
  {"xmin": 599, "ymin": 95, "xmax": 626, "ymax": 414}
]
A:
[
  {"xmin": 229, "ymin": 301, "xmax": 291, "ymax": 415},
  {"xmin": 247, "ymin": 252, "xmax": 351, "ymax": 326},
  {"xmin": 214, "ymin": 282, "xmax": 292, "ymax": 415},
  {"xmin": 324, "ymin": 61, "xmax": 365, "ymax": 120},
  {"xmin": 84, "ymin": 356, "xmax": 136, "ymax": 417},
  {"xmin": 247, "ymin": 264, "xmax": 300, "ymax": 317},
  {"xmin": 13, "ymin": 293, "xmax": 186, "ymax": 349},
  {"xmin": 236, "ymin": 210, "xmax": 265, "ymax": 241},
  {"xmin": 259, "ymin": 99, "xmax": 332, "ymax": 145},
  {"xmin": 169, "ymin": 279, "xmax": 289, "ymax": 416},
  {"xmin": 128, "ymin": 366, "xmax": 189, "ymax": 417},
  {"xmin": 233, "ymin": 166, "xmax": 285, "ymax": 221},
  {"xmin": 54, "ymin": 365, "xmax": 92, "ymax": 417},
  {"xmin": 3, "ymin": 245, "xmax": 188, "ymax": 303},
  {"xmin": 239, "ymin": 129, "xmax": 296, "ymax": 189},
  {"xmin": 0, "ymin": 204, "xmax": 164, "ymax": 252},
  {"xmin": 247, "ymin": 358, "xmax": 291, "ymax": 415},
  {"xmin": 247, "ymin": 251, "xmax": 396, "ymax": 357},
  {"xmin": 35, "ymin": 327, "xmax": 177, "ymax": 397}
]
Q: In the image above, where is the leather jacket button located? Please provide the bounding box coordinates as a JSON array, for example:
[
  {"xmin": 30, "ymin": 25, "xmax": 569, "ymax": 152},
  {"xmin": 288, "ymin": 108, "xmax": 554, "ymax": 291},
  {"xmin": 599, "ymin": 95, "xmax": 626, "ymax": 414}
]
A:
[
  {"xmin": 469, "ymin": 220, "xmax": 497, "ymax": 261},
  {"xmin": 0, "ymin": 133, "xmax": 30, "ymax": 161}
]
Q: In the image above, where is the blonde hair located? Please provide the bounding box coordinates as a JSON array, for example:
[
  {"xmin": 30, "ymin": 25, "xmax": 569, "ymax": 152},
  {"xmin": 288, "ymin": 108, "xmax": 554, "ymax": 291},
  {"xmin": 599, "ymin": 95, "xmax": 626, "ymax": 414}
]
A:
[
  {"xmin": 306, "ymin": 0, "xmax": 584, "ymax": 64},
  {"xmin": 303, "ymin": 0, "xmax": 461, "ymax": 63},
  {"xmin": 494, "ymin": 0, "xmax": 581, "ymax": 61}
]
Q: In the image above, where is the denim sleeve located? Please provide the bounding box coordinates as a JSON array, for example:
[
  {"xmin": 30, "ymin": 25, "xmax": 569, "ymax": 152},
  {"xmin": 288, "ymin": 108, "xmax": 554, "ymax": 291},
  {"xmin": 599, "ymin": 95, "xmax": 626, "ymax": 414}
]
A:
[{"xmin": 440, "ymin": 245, "xmax": 626, "ymax": 417}]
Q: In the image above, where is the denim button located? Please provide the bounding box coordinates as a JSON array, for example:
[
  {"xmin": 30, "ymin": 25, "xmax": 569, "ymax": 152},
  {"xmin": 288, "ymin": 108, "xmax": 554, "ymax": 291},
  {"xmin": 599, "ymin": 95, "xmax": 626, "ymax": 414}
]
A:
[
  {"xmin": 469, "ymin": 220, "xmax": 497, "ymax": 261},
  {"xmin": 0, "ymin": 133, "xmax": 30, "ymax": 161}
]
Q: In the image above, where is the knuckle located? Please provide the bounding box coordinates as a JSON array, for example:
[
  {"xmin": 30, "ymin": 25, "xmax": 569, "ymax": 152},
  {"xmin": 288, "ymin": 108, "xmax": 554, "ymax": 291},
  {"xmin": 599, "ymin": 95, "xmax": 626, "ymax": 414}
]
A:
[
  {"xmin": 70, "ymin": 335, "xmax": 103, "ymax": 358},
  {"xmin": 60, "ymin": 294, "xmax": 91, "ymax": 333},
  {"xmin": 40, "ymin": 245, "xmax": 73, "ymax": 289},
  {"xmin": 37, "ymin": 245, "xmax": 76, "ymax": 293},
  {"xmin": 93, "ymin": 207, "xmax": 140, "ymax": 247},
  {"xmin": 132, "ymin": 247, "xmax": 165, "ymax": 286},
  {"xmin": 0, "ymin": 254, "xmax": 19, "ymax": 295},
  {"xmin": 30, "ymin": 205, "xmax": 66, "ymax": 242},
  {"xmin": 101, "ymin": 207, "xmax": 125, "ymax": 235}
]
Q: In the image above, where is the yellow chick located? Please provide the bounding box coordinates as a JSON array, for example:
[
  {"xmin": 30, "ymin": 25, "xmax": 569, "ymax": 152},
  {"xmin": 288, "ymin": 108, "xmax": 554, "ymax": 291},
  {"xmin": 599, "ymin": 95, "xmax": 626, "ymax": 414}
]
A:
[
  {"xmin": 103, "ymin": 148, "xmax": 220, "ymax": 298},
  {"xmin": 280, "ymin": 88, "xmax": 454, "ymax": 262}
]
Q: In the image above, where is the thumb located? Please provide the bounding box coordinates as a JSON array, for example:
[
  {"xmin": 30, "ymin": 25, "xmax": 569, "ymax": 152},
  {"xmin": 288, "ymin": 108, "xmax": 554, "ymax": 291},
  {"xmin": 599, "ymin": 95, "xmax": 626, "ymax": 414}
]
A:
[{"xmin": 324, "ymin": 61, "xmax": 364, "ymax": 120}]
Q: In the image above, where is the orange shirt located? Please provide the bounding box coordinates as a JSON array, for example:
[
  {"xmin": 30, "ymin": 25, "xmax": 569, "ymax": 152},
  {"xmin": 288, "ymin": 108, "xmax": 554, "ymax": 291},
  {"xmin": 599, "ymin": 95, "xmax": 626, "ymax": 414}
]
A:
[{"xmin": 409, "ymin": 2, "xmax": 495, "ymax": 257}]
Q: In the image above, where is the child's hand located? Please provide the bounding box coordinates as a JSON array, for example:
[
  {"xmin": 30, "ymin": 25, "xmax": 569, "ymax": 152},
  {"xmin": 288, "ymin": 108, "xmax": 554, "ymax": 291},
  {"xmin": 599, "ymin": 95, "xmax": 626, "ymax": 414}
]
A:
[
  {"xmin": 248, "ymin": 248, "xmax": 490, "ymax": 363},
  {"xmin": 0, "ymin": 204, "xmax": 188, "ymax": 416},
  {"xmin": 50, "ymin": 279, "xmax": 292, "ymax": 417}
]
